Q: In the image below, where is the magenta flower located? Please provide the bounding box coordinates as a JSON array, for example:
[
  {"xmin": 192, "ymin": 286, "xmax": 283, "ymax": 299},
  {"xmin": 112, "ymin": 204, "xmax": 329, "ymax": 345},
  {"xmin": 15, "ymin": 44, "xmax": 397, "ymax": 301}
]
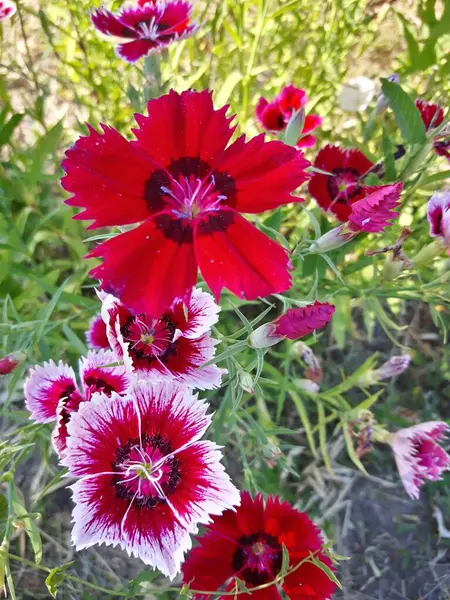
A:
[
  {"xmin": 250, "ymin": 301, "xmax": 335, "ymax": 349},
  {"xmin": 100, "ymin": 287, "xmax": 225, "ymax": 389},
  {"xmin": 427, "ymin": 190, "xmax": 450, "ymax": 245},
  {"xmin": 86, "ymin": 313, "xmax": 110, "ymax": 350},
  {"xmin": 0, "ymin": 0, "xmax": 16, "ymax": 20},
  {"xmin": 91, "ymin": 0, "xmax": 198, "ymax": 63},
  {"xmin": 24, "ymin": 350, "xmax": 130, "ymax": 455},
  {"xmin": 390, "ymin": 422, "xmax": 450, "ymax": 499},
  {"xmin": 348, "ymin": 183, "xmax": 403, "ymax": 233},
  {"xmin": 0, "ymin": 351, "xmax": 25, "ymax": 376},
  {"xmin": 61, "ymin": 382, "xmax": 240, "ymax": 577}
]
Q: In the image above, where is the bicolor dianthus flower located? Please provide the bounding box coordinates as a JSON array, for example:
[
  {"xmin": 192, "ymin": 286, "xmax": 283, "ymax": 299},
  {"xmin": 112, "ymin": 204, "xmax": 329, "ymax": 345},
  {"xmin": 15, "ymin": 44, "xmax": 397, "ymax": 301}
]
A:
[
  {"xmin": 62, "ymin": 382, "xmax": 240, "ymax": 578},
  {"xmin": 62, "ymin": 90, "xmax": 310, "ymax": 318},
  {"xmin": 100, "ymin": 287, "xmax": 225, "ymax": 389},
  {"xmin": 24, "ymin": 350, "xmax": 130, "ymax": 455},
  {"xmin": 91, "ymin": 0, "xmax": 198, "ymax": 62},
  {"xmin": 427, "ymin": 190, "xmax": 450, "ymax": 246},
  {"xmin": 0, "ymin": 0, "xmax": 16, "ymax": 20},
  {"xmin": 182, "ymin": 491, "xmax": 336, "ymax": 600}
]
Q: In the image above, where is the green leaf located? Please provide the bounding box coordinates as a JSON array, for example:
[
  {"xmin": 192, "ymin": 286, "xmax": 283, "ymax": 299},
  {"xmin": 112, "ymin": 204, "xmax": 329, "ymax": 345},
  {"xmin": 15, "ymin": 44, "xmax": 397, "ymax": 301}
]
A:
[
  {"xmin": 382, "ymin": 129, "xmax": 396, "ymax": 182},
  {"xmin": 11, "ymin": 492, "xmax": 42, "ymax": 564},
  {"xmin": 28, "ymin": 120, "xmax": 64, "ymax": 185},
  {"xmin": 380, "ymin": 79, "xmax": 426, "ymax": 144},
  {"xmin": 0, "ymin": 114, "xmax": 24, "ymax": 147},
  {"xmin": 34, "ymin": 277, "xmax": 71, "ymax": 343},
  {"xmin": 289, "ymin": 390, "xmax": 318, "ymax": 457},
  {"xmin": 45, "ymin": 563, "xmax": 74, "ymax": 598},
  {"xmin": 342, "ymin": 421, "xmax": 368, "ymax": 474},
  {"xmin": 0, "ymin": 493, "xmax": 7, "ymax": 538},
  {"xmin": 317, "ymin": 402, "xmax": 334, "ymax": 476},
  {"xmin": 216, "ymin": 71, "xmax": 242, "ymax": 105},
  {"xmin": 309, "ymin": 554, "xmax": 342, "ymax": 589}
]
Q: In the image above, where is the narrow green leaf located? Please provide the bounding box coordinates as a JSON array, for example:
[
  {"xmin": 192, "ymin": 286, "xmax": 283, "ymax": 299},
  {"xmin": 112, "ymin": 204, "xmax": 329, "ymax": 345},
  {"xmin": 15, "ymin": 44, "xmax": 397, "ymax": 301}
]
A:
[
  {"xmin": 289, "ymin": 390, "xmax": 318, "ymax": 457},
  {"xmin": 342, "ymin": 421, "xmax": 368, "ymax": 474},
  {"xmin": 0, "ymin": 114, "xmax": 24, "ymax": 147},
  {"xmin": 380, "ymin": 79, "xmax": 426, "ymax": 144},
  {"xmin": 34, "ymin": 277, "xmax": 70, "ymax": 342},
  {"xmin": 382, "ymin": 129, "xmax": 396, "ymax": 182},
  {"xmin": 309, "ymin": 555, "xmax": 342, "ymax": 589},
  {"xmin": 317, "ymin": 402, "xmax": 334, "ymax": 476}
]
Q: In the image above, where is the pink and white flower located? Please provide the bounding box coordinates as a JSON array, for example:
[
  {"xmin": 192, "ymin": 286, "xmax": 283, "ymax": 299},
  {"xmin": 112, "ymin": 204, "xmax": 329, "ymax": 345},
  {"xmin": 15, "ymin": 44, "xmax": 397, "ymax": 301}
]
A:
[
  {"xmin": 390, "ymin": 421, "xmax": 450, "ymax": 499},
  {"xmin": 249, "ymin": 301, "xmax": 335, "ymax": 349},
  {"xmin": 62, "ymin": 382, "xmax": 240, "ymax": 578},
  {"xmin": 101, "ymin": 287, "xmax": 225, "ymax": 389},
  {"xmin": 0, "ymin": 0, "xmax": 16, "ymax": 21},
  {"xmin": 427, "ymin": 190, "xmax": 450, "ymax": 245},
  {"xmin": 24, "ymin": 350, "xmax": 130, "ymax": 455},
  {"xmin": 86, "ymin": 313, "xmax": 110, "ymax": 350}
]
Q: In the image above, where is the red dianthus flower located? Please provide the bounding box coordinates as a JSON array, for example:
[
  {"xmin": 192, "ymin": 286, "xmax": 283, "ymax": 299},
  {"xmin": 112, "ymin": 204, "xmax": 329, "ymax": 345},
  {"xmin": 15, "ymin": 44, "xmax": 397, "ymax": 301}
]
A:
[
  {"xmin": 62, "ymin": 90, "xmax": 310, "ymax": 318},
  {"xmin": 308, "ymin": 145, "xmax": 374, "ymax": 221},
  {"xmin": 182, "ymin": 491, "xmax": 336, "ymax": 600}
]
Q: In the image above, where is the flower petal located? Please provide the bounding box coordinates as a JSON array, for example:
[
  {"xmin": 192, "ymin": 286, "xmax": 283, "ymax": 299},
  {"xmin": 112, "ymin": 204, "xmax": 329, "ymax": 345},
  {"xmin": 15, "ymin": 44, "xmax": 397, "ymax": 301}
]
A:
[
  {"xmin": 24, "ymin": 360, "xmax": 80, "ymax": 423},
  {"xmin": 195, "ymin": 210, "xmax": 293, "ymax": 301},
  {"xmin": 85, "ymin": 313, "xmax": 110, "ymax": 350},
  {"xmin": 79, "ymin": 349, "xmax": 130, "ymax": 398},
  {"xmin": 170, "ymin": 288, "xmax": 220, "ymax": 339},
  {"xmin": 275, "ymin": 301, "xmax": 336, "ymax": 339},
  {"xmin": 348, "ymin": 182, "xmax": 402, "ymax": 233},
  {"xmin": 62, "ymin": 124, "xmax": 156, "ymax": 229},
  {"xmin": 89, "ymin": 215, "xmax": 198, "ymax": 318},
  {"xmin": 116, "ymin": 39, "xmax": 156, "ymax": 62}
]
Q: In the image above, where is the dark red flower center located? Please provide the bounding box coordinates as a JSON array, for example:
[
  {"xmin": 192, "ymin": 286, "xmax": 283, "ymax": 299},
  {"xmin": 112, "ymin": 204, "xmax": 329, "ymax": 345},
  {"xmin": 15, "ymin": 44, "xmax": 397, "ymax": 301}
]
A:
[
  {"xmin": 112, "ymin": 434, "xmax": 181, "ymax": 509},
  {"xmin": 232, "ymin": 532, "xmax": 283, "ymax": 585},
  {"xmin": 327, "ymin": 167, "xmax": 363, "ymax": 205},
  {"xmin": 121, "ymin": 313, "xmax": 176, "ymax": 363},
  {"xmin": 84, "ymin": 375, "xmax": 117, "ymax": 397}
]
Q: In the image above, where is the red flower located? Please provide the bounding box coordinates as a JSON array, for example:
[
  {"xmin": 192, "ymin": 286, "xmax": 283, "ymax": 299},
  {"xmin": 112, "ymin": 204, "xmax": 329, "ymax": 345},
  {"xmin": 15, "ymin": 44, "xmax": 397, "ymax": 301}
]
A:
[
  {"xmin": 415, "ymin": 99, "xmax": 450, "ymax": 164},
  {"xmin": 256, "ymin": 85, "xmax": 322, "ymax": 149},
  {"xmin": 24, "ymin": 351, "xmax": 130, "ymax": 455},
  {"xmin": 249, "ymin": 301, "xmax": 335, "ymax": 349},
  {"xmin": 86, "ymin": 313, "xmax": 110, "ymax": 350},
  {"xmin": 101, "ymin": 287, "xmax": 225, "ymax": 389},
  {"xmin": 0, "ymin": 351, "xmax": 25, "ymax": 376},
  {"xmin": 308, "ymin": 145, "xmax": 374, "ymax": 221},
  {"xmin": 62, "ymin": 382, "xmax": 240, "ymax": 578},
  {"xmin": 91, "ymin": 0, "xmax": 198, "ymax": 63},
  {"xmin": 348, "ymin": 183, "xmax": 403, "ymax": 233},
  {"xmin": 182, "ymin": 491, "xmax": 336, "ymax": 600},
  {"xmin": 62, "ymin": 90, "xmax": 309, "ymax": 317}
]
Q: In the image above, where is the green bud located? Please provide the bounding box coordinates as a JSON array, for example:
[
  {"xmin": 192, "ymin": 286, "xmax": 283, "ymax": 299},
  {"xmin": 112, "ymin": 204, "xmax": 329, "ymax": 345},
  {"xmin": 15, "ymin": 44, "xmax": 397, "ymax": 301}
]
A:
[
  {"xmin": 412, "ymin": 238, "xmax": 445, "ymax": 267},
  {"xmin": 381, "ymin": 257, "xmax": 404, "ymax": 281}
]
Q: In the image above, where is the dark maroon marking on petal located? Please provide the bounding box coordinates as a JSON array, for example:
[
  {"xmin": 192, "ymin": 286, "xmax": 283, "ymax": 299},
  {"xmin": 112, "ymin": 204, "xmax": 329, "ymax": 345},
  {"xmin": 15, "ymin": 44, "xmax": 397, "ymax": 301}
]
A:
[
  {"xmin": 154, "ymin": 214, "xmax": 194, "ymax": 244},
  {"xmin": 169, "ymin": 156, "xmax": 211, "ymax": 180},
  {"xmin": 84, "ymin": 377, "xmax": 116, "ymax": 397},
  {"xmin": 327, "ymin": 167, "xmax": 364, "ymax": 205},
  {"xmin": 232, "ymin": 532, "xmax": 283, "ymax": 586},
  {"xmin": 112, "ymin": 433, "xmax": 181, "ymax": 509},
  {"xmin": 196, "ymin": 210, "xmax": 234, "ymax": 235},
  {"xmin": 121, "ymin": 25, "xmax": 138, "ymax": 38},
  {"xmin": 144, "ymin": 170, "xmax": 171, "ymax": 213}
]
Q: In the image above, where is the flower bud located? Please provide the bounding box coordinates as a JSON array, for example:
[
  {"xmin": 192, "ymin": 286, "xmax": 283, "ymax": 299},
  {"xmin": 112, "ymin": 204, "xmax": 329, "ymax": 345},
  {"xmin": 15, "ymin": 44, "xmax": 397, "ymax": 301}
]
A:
[
  {"xmin": 294, "ymin": 378, "xmax": 320, "ymax": 394},
  {"xmin": 0, "ymin": 351, "xmax": 26, "ymax": 376},
  {"xmin": 283, "ymin": 107, "xmax": 305, "ymax": 147},
  {"xmin": 309, "ymin": 225, "xmax": 356, "ymax": 253},
  {"xmin": 239, "ymin": 372, "xmax": 255, "ymax": 394},
  {"xmin": 358, "ymin": 354, "xmax": 411, "ymax": 385},
  {"xmin": 249, "ymin": 323, "xmax": 282, "ymax": 349},
  {"xmin": 291, "ymin": 342, "xmax": 322, "ymax": 381},
  {"xmin": 412, "ymin": 239, "xmax": 445, "ymax": 266},
  {"xmin": 339, "ymin": 77, "xmax": 375, "ymax": 112},
  {"xmin": 381, "ymin": 256, "xmax": 404, "ymax": 281}
]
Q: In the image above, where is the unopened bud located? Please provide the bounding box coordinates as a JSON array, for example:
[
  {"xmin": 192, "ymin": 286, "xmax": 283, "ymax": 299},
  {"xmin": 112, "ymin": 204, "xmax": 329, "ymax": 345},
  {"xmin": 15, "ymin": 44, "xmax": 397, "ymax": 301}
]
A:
[
  {"xmin": 358, "ymin": 354, "xmax": 411, "ymax": 385},
  {"xmin": 294, "ymin": 378, "xmax": 320, "ymax": 394},
  {"xmin": 381, "ymin": 256, "xmax": 404, "ymax": 281},
  {"xmin": 309, "ymin": 225, "xmax": 357, "ymax": 253},
  {"xmin": 249, "ymin": 323, "xmax": 282, "ymax": 349},
  {"xmin": 283, "ymin": 107, "xmax": 305, "ymax": 147},
  {"xmin": 413, "ymin": 238, "xmax": 445, "ymax": 266},
  {"xmin": 291, "ymin": 342, "xmax": 322, "ymax": 382},
  {"xmin": 239, "ymin": 372, "xmax": 255, "ymax": 394},
  {"xmin": 0, "ymin": 351, "xmax": 26, "ymax": 376}
]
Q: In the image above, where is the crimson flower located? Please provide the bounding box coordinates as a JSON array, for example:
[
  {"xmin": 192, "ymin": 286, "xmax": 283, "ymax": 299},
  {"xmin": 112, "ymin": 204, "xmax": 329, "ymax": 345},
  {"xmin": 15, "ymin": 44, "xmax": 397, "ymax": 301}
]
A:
[
  {"xmin": 309, "ymin": 145, "xmax": 374, "ymax": 221},
  {"xmin": 62, "ymin": 90, "xmax": 309, "ymax": 318},
  {"xmin": 182, "ymin": 491, "xmax": 336, "ymax": 600},
  {"xmin": 250, "ymin": 301, "xmax": 335, "ymax": 349},
  {"xmin": 390, "ymin": 422, "xmax": 450, "ymax": 499},
  {"xmin": 100, "ymin": 287, "xmax": 225, "ymax": 389},
  {"xmin": 24, "ymin": 351, "xmax": 130, "ymax": 455},
  {"xmin": 91, "ymin": 0, "xmax": 198, "ymax": 63},
  {"xmin": 427, "ymin": 190, "xmax": 450, "ymax": 245},
  {"xmin": 0, "ymin": 0, "xmax": 16, "ymax": 20},
  {"xmin": 256, "ymin": 85, "xmax": 322, "ymax": 148},
  {"xmin": 415, "ymin": 98, "xmax": 450, "ymax": 163},
  {"xmin": 61, "ymin": 382, "xmax": 240, "ymax": 578},
  {"xmin": 0, "ymin": 351, "xmax": 25, "ymax": 376},
  {"xmin": 86, "ymin": 313, "xmax": 110, "ymax": 350},
  {"xmin": 347, "ymin": 183, "xmax": 403, "ymax": 233}
]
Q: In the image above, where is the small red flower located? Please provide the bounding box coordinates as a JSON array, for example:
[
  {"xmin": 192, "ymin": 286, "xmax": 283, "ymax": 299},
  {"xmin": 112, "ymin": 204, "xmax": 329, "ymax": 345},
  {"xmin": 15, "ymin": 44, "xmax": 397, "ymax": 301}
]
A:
[
  {"xmin": 250, "ymin": 301, "xmax": 335, "ymax": 349},
  {"xmin": 62, "ymin": 90, "xmax": 310, "ymax": 317},
  {"xmin": 0, "ymin": 351, "xmax": 25, "ymax": 376},
  {"xmin": 309, "ymin": 145, "xmax": 374, "ymax": 221},
  {"xmin": 24, "ymin": 351, "xmax": 130, "ymax": 455},
  {"xmin": 256, "ymin": 85, "xmax": 322, "ymax": 149},
  {"xmin": 348, "ymin": 182, "xmax": 403, "ymax": 233},
  {"xmin": 415, "ymin": 98, "xmax": 450, "ymax": 164},
  {"xmin": 86, "ymin": 313, "xmax": 110, "ymax": 350},
  {"xmin": 182, "ymin": 491, "xmax": 336, "ymax": 600},
  {"xmin": 427, "ymin": 190, "xmax": 450, "ymax": 244},
  {"xmin": 62, "ymin": 382, "xmax": 240, "ymax": 578},
  {"xmin": 101, "ymin": 288, "xmax": 225, "ymax": 389},
  {"xmin": 91, "ymin": 0, "xmax": 198, "ymax": 63}
]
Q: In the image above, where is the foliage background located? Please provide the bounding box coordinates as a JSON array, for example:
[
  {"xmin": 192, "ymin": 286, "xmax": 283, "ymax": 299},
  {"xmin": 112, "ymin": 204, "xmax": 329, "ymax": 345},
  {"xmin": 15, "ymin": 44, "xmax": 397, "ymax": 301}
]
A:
[{"xmin": 1, "ymin": 0, "xmax": 450, "ymax": 597}]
